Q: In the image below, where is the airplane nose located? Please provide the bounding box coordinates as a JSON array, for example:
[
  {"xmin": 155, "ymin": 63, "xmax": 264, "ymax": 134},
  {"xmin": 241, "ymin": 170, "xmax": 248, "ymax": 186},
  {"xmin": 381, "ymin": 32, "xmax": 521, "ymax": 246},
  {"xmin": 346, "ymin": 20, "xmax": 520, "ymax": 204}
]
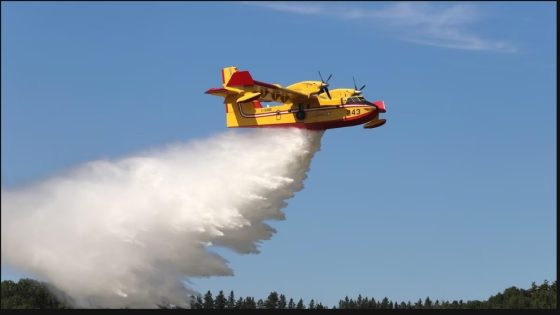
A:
[{"xmin": 371, "ymin": 100, "xmax": 386, "ymax": 113}]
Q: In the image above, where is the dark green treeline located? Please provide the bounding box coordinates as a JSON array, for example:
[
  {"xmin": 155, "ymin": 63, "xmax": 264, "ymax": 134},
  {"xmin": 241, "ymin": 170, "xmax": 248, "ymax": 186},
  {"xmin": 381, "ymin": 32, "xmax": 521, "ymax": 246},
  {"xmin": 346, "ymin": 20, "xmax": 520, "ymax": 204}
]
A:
[
  {"xmin": 188, "ymin": 280, "xmax": 557, "ymax": 309},
  {"xmin": 1, "ymin": 278, "xmax": 70, "ymax": 309},
  {"xmin": 1, "ymin": 278, "xmax": 556, "ymax": 309}
]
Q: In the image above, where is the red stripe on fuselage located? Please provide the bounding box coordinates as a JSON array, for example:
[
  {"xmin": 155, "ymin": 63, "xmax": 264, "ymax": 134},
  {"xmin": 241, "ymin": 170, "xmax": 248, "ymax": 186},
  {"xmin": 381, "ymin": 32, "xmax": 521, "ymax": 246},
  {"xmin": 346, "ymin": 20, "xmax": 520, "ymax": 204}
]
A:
[
  {"xmin": 233, "ymin": 105, "xmax": 376, "ymax": 130},
  {"xmin": 236, "ymin": 103, "xmax": 375, "ymax": 119}
]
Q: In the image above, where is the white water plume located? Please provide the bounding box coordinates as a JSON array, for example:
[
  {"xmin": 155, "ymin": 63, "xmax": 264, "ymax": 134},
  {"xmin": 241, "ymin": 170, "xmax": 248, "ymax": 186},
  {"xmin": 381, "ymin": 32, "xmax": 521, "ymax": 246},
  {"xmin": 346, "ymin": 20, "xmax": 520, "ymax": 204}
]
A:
[{"xmin": 1, "ymin": 128, "xmax": 323, "ymax": 308}]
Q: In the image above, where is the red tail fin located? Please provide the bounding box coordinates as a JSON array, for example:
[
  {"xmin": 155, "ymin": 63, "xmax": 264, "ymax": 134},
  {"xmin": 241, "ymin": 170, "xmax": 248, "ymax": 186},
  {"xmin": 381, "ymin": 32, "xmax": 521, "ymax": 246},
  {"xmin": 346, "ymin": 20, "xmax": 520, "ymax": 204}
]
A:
[{"xmin": 226, "ymin": 71, "xmax": 254, "ymax": 87}]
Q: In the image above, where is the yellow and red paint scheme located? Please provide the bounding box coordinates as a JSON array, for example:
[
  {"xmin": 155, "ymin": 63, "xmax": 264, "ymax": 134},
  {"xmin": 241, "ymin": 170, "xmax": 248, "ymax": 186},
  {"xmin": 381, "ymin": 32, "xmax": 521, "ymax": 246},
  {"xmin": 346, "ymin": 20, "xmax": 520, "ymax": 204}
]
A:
[{"xmin": 206, "ymin": 66, "xmax": 386, "ymax": 130}]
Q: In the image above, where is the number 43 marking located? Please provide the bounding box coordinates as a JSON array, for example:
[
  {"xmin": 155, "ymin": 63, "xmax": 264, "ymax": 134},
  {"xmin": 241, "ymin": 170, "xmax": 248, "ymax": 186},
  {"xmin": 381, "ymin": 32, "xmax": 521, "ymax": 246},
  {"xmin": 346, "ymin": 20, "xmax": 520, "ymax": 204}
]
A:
[{"xmin": 346, "ymin": 109, "xmax": 361, "ymax": 115}]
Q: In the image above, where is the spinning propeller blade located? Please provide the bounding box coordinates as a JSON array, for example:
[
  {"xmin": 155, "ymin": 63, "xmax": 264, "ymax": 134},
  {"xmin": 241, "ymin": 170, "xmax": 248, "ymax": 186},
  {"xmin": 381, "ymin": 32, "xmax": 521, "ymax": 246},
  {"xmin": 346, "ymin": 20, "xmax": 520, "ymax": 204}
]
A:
[
  {"xmin": 318, "ymin": 71, "xmax": 333, "ymax": 99},
  {"xmin": 353, "ymin": 76, "xmax": 366, "ymax": 95}
]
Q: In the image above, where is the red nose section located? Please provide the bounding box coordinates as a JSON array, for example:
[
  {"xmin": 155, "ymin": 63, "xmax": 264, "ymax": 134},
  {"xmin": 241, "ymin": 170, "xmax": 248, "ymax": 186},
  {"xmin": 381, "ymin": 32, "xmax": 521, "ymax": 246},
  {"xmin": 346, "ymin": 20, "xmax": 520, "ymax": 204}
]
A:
[{"xmin": 372, "ymin": 100, "xmax": 386, "ymax": 113}]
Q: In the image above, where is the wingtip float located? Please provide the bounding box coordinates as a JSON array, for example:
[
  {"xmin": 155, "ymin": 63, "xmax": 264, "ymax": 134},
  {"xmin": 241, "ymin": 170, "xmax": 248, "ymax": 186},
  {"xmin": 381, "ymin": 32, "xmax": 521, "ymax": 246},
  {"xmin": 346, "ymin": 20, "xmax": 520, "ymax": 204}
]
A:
[{"xmin": 206, "ymin": 66, "xmax": 386, "ymax": 130}]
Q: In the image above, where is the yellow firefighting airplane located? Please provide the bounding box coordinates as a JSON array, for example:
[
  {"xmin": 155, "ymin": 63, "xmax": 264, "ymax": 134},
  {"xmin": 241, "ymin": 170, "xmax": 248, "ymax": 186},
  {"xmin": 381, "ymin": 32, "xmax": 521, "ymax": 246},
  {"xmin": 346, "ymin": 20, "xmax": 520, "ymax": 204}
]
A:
[{"xmin": 206, "ymin": 66, "xmax": 386, "ymax": 130}]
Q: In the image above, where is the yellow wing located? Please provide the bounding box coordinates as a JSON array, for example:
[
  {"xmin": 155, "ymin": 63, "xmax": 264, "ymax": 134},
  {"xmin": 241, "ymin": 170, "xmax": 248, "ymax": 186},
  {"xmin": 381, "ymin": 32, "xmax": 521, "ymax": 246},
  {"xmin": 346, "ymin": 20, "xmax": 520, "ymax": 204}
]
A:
[{"xmin": 206, "ymin": 67, "xmax": 310, "ymax": 104}]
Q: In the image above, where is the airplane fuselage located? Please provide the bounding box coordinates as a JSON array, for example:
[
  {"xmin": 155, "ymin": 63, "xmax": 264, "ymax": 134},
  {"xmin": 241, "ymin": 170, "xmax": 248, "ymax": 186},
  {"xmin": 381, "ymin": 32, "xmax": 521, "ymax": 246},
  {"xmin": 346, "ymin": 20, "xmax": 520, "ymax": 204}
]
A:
[
  {"xmin": 227, "ymin": 99, "xmax": 381, "ymax": 130},
  {"xmin": 206, "ymin": 66, "xmax": 387, "ymax": 130}
]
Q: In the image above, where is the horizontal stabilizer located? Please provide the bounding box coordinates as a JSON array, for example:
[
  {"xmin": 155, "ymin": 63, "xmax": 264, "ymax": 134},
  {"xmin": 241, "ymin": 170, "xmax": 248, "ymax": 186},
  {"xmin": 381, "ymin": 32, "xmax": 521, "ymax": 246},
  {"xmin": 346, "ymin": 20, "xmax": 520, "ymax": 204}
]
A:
[{"xmin": 205, "ymin": 87, "xmax": 232, "ymax": 97}]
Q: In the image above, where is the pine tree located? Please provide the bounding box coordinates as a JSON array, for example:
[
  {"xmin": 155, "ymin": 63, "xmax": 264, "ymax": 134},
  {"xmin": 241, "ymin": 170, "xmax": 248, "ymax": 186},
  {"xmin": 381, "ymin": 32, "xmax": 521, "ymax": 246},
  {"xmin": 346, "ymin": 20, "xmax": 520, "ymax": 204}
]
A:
[
  {"xmin": 264, "ymin": 291, "xmax": 279, "ymax": 309},
  {"xmin": 278, "ymin": 294, "xmax": 287, "ymax": 309},
  {"xmin": 244, "ymin": 297, "xmax": 256, "ymax": 309},
  {"xmin": 256, "ymin": 299, "xmax": 264, "ymax": 309},
  {"xmin": 308, "ymin": 298, "xmax": 315, "ymax": 309},
  {"xmin": 190, "ymin": 295, "xmax": 203, "ymax": 309},
  {"xmin": 339, "ymin": 296, "xmax": 350, "ymax": 309},
  {"xmin": 296, "ymin": 298, "xmax": 305, "ymax": 309},
  {"xmin": 425, "ymin": 296, "xmax": 432, "ymax": 308},
  {"xmin": 235, "ymin": 297, "xmax": 243, "ymax": 309},
  {"xmin": 288, "ymin": 298, "xmax": 295, "ymax": 309},
  {"xmin": 215, "ymin": 290, "xmax": 226, "ymax": 309},
  {"xmin": 549, "ymin": 280, "xmax": 557, "ymax": 309},
  {"xmin": 362, "ymin": 296, "xmax": 369, "ymax": 309},
  {"xmin": 188, "ymin": 295, "xmax": 196, "ymax": 309},
  {"xmin": 369, "ymin": 297, "xmax": 376, "ymax": 309},
  {"xmin": 451, "ymin": 300, "xmax": 459, "ymax": 309},
  {"xmin": 530, "ymin": 281, "xmax": 538, "ymax": 293},
  {"xmin": 381, "ymin": 297, "xmax": 390, "ymax": 309},
  {"xmin": 227, "ymin": 290, "xmax": 235, "ymax": 309},
  {"xmin": 203, "ymin": 290, "xmax": 214, "ymax": 309}
]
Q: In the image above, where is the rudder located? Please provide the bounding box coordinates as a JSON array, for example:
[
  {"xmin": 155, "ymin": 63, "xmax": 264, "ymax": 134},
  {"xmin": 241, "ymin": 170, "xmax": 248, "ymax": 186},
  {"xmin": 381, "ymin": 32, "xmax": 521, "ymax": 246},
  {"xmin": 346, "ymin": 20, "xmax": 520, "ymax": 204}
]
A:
[{"xmin": 222, "ymin": 66, "xmax": 238, "ymax": 85}]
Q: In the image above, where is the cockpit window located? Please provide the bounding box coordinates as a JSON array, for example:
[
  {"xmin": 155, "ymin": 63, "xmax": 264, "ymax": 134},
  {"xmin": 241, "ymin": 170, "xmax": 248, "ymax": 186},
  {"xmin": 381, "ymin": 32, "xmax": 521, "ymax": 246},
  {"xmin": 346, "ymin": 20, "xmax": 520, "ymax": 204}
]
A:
[{"xmin": 345, "ymin": 96, "xmax": 366, "ymax": 104}]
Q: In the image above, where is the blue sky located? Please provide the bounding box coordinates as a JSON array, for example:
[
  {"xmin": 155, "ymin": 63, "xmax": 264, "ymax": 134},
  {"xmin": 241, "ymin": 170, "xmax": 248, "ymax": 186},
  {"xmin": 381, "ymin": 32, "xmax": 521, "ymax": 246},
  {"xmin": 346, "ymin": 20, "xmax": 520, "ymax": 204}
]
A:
[{"xmin": 1, "ymin": 1, "xmax": 556, "ymax": 306}]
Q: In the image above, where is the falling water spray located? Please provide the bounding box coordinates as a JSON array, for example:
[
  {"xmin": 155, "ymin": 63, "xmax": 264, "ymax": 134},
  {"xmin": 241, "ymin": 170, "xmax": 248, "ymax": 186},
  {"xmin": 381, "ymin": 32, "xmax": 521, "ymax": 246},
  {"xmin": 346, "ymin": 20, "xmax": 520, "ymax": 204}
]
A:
[{"xmin": 1, "ymin": 128, "xmax": 324, "ymax": 308}]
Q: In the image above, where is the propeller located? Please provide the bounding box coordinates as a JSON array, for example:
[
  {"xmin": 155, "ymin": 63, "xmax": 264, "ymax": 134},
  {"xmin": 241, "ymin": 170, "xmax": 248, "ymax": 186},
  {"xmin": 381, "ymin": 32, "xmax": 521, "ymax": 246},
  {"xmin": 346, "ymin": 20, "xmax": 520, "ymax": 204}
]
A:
[
  {"xmin": 353, "ymin": 76, "xmax": 366, "ymax": 95},
  {"xmin": 318, "ymin": 71, "xmax": 332, "ymax": 99}
]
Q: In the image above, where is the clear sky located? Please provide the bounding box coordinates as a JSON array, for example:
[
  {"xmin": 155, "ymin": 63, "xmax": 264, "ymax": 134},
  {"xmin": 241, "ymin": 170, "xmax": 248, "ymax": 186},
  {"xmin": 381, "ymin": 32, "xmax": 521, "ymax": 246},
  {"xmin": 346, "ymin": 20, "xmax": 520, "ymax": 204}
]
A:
[{"xmin": 1, "ymin": 1, "xmax": 556, "ymax": 307}]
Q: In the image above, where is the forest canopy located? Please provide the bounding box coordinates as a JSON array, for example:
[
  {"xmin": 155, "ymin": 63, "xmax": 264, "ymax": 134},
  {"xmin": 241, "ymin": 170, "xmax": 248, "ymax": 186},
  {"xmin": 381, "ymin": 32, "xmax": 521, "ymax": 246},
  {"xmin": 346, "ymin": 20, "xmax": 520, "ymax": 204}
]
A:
[{"xmin": 1, "ymin": 278, "xmax": 556, "ymax": 309}]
